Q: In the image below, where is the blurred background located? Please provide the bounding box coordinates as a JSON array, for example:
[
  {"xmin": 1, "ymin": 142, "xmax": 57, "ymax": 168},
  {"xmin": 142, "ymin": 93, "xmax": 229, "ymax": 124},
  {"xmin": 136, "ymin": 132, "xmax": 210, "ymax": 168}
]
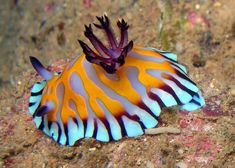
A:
[
  {"xmin": 0, "ymin": 0, "xmax": 234, "ymax": 167},
  {"xmin": 0, "ymin": 0, "xmax": 234, "ymax": 90}
]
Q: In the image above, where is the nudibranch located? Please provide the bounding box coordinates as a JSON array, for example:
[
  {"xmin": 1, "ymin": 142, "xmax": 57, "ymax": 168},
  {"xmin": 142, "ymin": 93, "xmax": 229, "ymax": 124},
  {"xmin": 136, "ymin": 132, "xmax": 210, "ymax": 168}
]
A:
[{"xmin": 28, "ymin": 15, "xmax": 205, "ymax": 146}]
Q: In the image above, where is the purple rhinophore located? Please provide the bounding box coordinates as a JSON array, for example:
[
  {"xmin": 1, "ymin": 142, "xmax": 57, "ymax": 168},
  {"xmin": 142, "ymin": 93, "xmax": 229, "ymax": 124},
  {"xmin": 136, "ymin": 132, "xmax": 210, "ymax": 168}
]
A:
[
  {"xmin": 78, "ymin": 15, "xmax": 133, "ymax": 74},
  {"xmin": 30, "ymin": 56, "xmax": 53, "ymax": 80}
]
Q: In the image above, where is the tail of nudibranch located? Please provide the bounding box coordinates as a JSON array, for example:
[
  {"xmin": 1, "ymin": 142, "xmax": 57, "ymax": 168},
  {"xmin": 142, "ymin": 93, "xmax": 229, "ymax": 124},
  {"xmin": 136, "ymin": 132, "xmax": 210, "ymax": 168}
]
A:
[{"xmin": 78, "ymin": 15, "xmax": 133, "ymax": 74}]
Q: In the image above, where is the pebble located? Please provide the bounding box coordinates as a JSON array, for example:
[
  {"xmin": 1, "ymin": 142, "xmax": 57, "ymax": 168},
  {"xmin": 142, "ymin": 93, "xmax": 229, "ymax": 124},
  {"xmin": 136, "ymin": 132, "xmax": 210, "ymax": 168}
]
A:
[
  {"xmin": 175, "ymin": 162, "xmax": 187, "ymax": 168},
  {"xmin": 215, "ymin": 100, "xmax": 221, "ymax": 105},
  {"xmin": 6, "ymin": 107, "xmax": 11, "ymax": 111},
  {"xmin": 42, "ymin": 162, "xmax": 47, "ymax": 168},
  {"xmin": 209, "ymin": 79, "xmax": 216, "ymax": 88},
  {"xmin": 230, "ymin": 87, "xmax": 235, "ymax": 96},
  {"xmin": 88, "ymin": 147, "xmax": 96, "ymax": 151},
  {"xmin": 145, "ymin": 127, "xmax": 181, "ymax": 135},
  {"xmin": 214, "ymin": 2, "xmax": 221, "ymax": 7},
  {"xmin": 195, "ymin": 4, "xmax": 200, "ymax": 10},
  {"xmin": 192, "ymin": 55, "xmax": 206, "ymax": 67},
  {"xmin": 146, "ymin": 161, "xmax": 155, "ymax": 168},
  {"xmin": 178, "ymin": 149, "xmax": 184, "ymax": 155},
  {"xmin": 62, "ymin": 151, "xmax": 76, "ymax": 160},
  {"xmin": 137, "ymin": 158, "xmax": 142, "ymax": 165},
  {"xmin": 175, "ymin": 42, "xmax": 183, "ymax": 54},
  {"xmin": 104, "ymin": 162, "xmax": 115, "ymax": 168}
]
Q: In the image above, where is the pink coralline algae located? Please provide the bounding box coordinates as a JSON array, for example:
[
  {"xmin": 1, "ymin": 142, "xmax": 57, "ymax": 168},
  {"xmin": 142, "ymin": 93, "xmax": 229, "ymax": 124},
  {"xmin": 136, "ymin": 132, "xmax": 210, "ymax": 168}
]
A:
[
  {"xmin": 0, "ymin": 118, "xmax": 15, "ymax": 145},
  {"xmin": 173, "ymin": 113, "xmax": 222, "ymax": 166},
  {"xmin": 202, "ymin": 95, "xmax": 226, "ymax": 116},
  {"xmin": 83, "ymin": 0, "xmax": 91, "ymax": 8},
  {"xmin": 47, "ymin": 59, "xmax": 68, "ymax": 73},
  {"xmin": 44, "ymin": 2, "xmax": 55, "ymax": 12},
  {"xmin": 187, "ymin": 12, "xmax": 210, "ymax": 28}
]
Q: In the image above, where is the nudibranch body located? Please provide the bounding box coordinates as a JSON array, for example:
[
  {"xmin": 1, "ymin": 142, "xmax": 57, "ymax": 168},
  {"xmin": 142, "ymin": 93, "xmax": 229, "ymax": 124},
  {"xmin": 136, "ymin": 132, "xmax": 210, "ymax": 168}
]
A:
[{"xmin": 29, "ymin": 15, "xmax": 205, "ymax": 146}]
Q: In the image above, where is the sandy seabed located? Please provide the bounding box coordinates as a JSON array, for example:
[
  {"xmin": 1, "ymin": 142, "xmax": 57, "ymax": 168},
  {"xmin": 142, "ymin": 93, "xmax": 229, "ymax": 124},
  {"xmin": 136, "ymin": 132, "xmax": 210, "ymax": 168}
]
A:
[{"xmin": 0, "ymin": 0, "xmax": 235, "ymax": 167}]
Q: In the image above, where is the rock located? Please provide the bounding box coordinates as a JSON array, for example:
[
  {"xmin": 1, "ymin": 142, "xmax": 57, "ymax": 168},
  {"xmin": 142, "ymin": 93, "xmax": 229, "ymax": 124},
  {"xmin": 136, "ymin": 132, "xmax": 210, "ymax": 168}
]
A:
[{"xmin": 192, "ymin": 55, "xmax": 206, "ymax": 67}]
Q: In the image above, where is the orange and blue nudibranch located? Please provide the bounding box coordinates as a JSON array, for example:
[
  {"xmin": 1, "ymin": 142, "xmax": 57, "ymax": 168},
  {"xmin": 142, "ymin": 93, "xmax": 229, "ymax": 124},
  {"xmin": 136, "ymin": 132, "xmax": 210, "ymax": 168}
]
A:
[{"xmin": 28, "ymin": 15, "xmax": 205, "ymax": 146}]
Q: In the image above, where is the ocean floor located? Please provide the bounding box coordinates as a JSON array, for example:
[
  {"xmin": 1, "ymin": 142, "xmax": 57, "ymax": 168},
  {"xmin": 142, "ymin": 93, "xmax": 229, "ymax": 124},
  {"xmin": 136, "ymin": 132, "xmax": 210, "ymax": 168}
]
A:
[{"xmin": 0, "ymin": 0, "xmax": 235, "ymax": 167}]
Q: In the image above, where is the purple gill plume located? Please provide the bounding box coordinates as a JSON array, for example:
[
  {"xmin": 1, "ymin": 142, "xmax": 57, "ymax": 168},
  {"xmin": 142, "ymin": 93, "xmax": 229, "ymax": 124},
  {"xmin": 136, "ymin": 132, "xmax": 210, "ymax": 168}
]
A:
[{"xmin": 78, "ymin": 15, "xmax": 133, "ymax": 74}]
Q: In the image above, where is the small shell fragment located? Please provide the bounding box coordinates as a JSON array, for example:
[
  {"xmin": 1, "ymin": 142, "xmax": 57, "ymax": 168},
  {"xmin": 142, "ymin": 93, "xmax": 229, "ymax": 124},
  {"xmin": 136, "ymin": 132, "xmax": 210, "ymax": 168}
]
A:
[{"xmin": 145, "ymin": 127, "xmax": 181, "ymax": 135}]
